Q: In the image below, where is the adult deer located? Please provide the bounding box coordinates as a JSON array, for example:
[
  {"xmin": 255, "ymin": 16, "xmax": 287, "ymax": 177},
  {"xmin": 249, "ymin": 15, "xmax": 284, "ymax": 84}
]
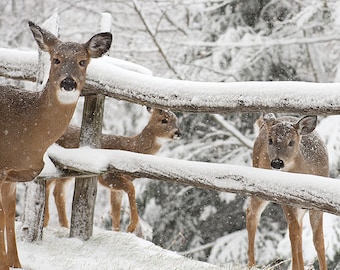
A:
[
  {"xmin": 247, "ymin": 114, "xmax": 329, "ymax": 270},
  {"xmin": 44, "ymin": 107, "xmax": 181, "ymax": 232},
  {"xmin": 0, "ymin": 22, "xmax": 112, "ymax": 269}
]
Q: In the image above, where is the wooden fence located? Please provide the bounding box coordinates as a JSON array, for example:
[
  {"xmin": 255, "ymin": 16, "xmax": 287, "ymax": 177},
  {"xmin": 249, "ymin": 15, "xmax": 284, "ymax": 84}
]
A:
[{"xmin": 1, "ymin": 14, "xmax": 340, "ymax": 242}]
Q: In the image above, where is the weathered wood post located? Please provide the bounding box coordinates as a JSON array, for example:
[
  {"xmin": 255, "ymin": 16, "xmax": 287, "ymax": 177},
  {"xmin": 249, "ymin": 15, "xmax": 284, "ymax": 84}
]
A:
[
  {"xmin": 21, "ymin": 13, "xmax": 60, "ymax": 242},
  {"xmin": 69, "ymin": 13, "xmax": 112, "ymax": 240}
]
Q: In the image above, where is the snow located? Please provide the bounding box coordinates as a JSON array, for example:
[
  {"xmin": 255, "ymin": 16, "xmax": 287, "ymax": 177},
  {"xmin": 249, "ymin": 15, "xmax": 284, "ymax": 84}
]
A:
[
  {"xmin": 2, "ymin": 47, "xmax": 340, "ymax": 114},
  {"xmin": 2, "ymin": 8, "xmax": 340, "ymax": 269},
  {"xmin": 42, "ymin": 138, "xmax": 340, "ymax": 268},
  {"xmin": 45, "ymin": 144, "xmax": 340, "ymax": 216},
  {"xmin": 17, "ymin": 224, "xmax": 223, "ymax": 270},
  {"xmin": 87, "ymin": 58, "xmax": 340, "ymax": 114}
]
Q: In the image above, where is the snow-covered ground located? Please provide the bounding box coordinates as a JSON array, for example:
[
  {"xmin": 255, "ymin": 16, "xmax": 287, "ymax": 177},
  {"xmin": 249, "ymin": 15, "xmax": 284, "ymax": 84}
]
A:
[{"xmin": 17, "ymin": 224, "xmax": 227, "ymax": 270}]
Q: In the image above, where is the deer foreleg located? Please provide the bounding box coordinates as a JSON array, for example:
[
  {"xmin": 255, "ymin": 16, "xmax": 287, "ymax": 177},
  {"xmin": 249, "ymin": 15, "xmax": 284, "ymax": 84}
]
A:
[
  {"xmin": 122, "ymin": 180, "xmax": 138, "ymax": 233},
  {"xmin": 310, "ymin": 210, "xmax": 327, "ymax": 270},
  {"xmin": 53, "ymin": 179, "xmax": 70, "ymax": 228},
  {"xmin": 110, "ymin": 189, "xmax": 123, "ymax": 231},
  {"xmin": 282, "ymin": 206, "xmax": 306, "ymax": 270},
  {"xmin": 246, "ymin": 197, "xmax": 268, "ymax": 268},
  {"xmin": 2, "ymin": 182, "xmax": 20, "ymax": 268},
  {"xmin": 44, "ymin": 180, "xmax": 54, "ymax": 227},
  {"xmin": 0, "ymin": 181, "xmax": 9, "ymax": 270}
]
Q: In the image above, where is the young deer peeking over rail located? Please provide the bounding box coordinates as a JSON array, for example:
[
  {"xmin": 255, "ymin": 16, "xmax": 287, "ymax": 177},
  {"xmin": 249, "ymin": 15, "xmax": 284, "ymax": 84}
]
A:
[
  {"xmin": 44, "ymin": 107, "xmax": 181, "ymax": 233},
  {"xmin": 247, "ymin": 114, "xmax": 329, "ymax": 270},
  {"xmin": 0, "ymin": 22, "xmax": 111, "ymax": 269}
]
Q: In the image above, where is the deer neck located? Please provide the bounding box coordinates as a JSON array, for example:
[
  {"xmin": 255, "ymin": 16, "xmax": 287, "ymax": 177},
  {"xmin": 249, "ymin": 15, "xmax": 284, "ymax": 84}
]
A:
[
  {"xmin": 0, "ymin": 82, "xmax": 79, "ymax": 177},
  {"xmin": 33, "ymin": 80, "xmax": 79, "ymax": 144},
  {"xmin": 134, "ymin": 128, "xmax": 162, "ymax": 155}
]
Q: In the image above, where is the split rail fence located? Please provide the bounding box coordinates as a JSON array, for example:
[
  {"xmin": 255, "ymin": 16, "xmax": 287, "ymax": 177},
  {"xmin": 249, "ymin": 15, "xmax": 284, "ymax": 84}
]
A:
[{"xmin": 1, "ymin": 14, "xmax": 340, "ymax": 242}]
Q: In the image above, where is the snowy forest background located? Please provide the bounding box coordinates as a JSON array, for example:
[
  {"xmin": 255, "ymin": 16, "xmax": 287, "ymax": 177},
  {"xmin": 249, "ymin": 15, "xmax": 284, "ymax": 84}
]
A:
[{"xmin": 2, "ymin": 0, "xmax": 340, "ymax": 269}]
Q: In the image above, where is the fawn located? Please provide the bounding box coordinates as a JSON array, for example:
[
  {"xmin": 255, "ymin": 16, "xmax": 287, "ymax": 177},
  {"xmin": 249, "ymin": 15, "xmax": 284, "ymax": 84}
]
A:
[
  {"xmin": 247, "ymin": 114, "xmax": 329, "ymax": 270},
  {"xmin": 0, "ymin": 22, "xmax": 111, "ymax": 269},
  {"xmin": 44, "ymin": 107, "xmax": 181, "ymax": 233}
]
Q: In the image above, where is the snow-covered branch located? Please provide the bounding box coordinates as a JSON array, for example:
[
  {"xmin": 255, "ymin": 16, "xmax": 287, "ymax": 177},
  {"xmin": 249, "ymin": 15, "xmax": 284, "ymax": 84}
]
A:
[{"xmin": 46, "ymin": 144, "xmax": 340, "ymax": 217}]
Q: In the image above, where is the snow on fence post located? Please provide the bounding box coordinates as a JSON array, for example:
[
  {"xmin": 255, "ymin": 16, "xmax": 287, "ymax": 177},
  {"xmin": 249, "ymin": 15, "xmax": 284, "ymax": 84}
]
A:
[
  {"xmin": 69, "ymin": 13, "xmax": 112, "ymax": 240},
  {"xmin": 21, "ymin": 13, "xmax": 60, "ymax": 242}
]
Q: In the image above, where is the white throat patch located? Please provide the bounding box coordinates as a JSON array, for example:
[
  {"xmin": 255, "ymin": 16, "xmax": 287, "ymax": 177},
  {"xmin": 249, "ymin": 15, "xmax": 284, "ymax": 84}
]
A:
[
  {"xmin": 57, "ymin": 88, "xmax": 81, "ymax": 105},
  {"xmin": 156, "ymin": 137, "xmax": 172, "ymax": 145}
]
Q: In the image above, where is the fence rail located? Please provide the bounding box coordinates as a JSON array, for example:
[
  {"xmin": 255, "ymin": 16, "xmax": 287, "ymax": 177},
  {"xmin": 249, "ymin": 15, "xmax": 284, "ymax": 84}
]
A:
[
  {"xmin": 1, "ymin": 16, "xmax": 340, "ymax": 245},
  {"xmin": 45, "ymin": 145, "xmax": 340, "ymax": 216},
  {"xmin": 1, "ymin": 48, "xmax": 340, "ymax": 114}
]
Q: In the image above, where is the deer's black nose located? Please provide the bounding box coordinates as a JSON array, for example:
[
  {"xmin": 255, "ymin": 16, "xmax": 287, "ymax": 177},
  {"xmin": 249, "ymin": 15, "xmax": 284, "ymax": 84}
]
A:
[
  {"xmin": 61, "ymin": 77, "xmax": 77, "ymax": 91},
  {"xmin": 271, "ymin": 159, "xmax": 284, "ymax": 170},
  {"xmin": 174, "ymin": 130, "xmax": 182, "ymax": 139}
]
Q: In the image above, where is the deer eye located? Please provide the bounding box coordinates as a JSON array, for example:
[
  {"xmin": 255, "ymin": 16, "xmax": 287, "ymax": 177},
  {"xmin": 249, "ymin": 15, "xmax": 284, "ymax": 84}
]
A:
[
  {"xmin": 79, "ymin": 60, "xmax": 86, "ymax": 67},
  {"xmin": 268, "ymin": 138, "xmax": 273, "ymax": 145},
  {"xmin": 53, "ymin": 58, "xmax": 60, "ymax": 64},
  {"xmin": 288, "ymin": 140, "xmax": 295, "ymax": 147},
  {"xmin": 161, "ymin": 119, "xmax": 168, "ymax": 124}
]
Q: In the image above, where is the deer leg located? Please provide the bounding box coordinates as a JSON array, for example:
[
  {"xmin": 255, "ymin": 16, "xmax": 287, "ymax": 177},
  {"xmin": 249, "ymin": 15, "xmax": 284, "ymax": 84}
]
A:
[
  {"xmin": 121, "ymin": 179, "xmax": 138, "ymax": 233},
  {"xmin": 309, "ymin": 210, "xmax": 327, "ymax": 270},
  {"xmin": 2, "ymin": 182, "xmax": 21, "ymax": 268},
  {"xmin": 53, "ymin": 179, "xmax": 70, "ymax": 228},
  {"xmin": 44, "ymin": 180, "xmax": 54, "ymax": 227},
  {"xmin": 246, "ymin": 197, "xmax": 269, "ymax": 268},
  {"xmin": 110, "ymin": 189, "xmax": 123, "ymax": 231},
  {"xmin": 0, "ymin": 181, "xmax": 9, "ymax": 270},
  {"xmin": 282, "ymin": 206, "xmax": 305, "ymax": 270}
]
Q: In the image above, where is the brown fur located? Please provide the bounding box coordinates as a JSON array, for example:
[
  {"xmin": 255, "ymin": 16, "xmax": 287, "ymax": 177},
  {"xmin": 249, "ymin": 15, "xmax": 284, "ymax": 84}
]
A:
[
  {"xmin": 247, "ymin": 114, "xmax": 329, "ymax": 270},
  {"xmin": 0, "ymin": 22, "xmax": 111, "ymax": 269},
  {"xmin": 45, "ymin": 108, "xmax": 181, "ymax": 233}
]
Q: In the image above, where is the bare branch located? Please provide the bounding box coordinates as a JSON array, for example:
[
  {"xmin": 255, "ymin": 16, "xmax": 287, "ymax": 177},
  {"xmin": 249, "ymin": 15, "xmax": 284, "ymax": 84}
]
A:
[
  {"xmin": 177, "ymin": 35, "xmax": 340, "ymax": 49},
  {"xmin": 132, "ymin": 0, "xmax": 183, "ymax": 79},
  {"xmin": 212, "ymin": 114, "xmax": 253, "ymax": 149}
]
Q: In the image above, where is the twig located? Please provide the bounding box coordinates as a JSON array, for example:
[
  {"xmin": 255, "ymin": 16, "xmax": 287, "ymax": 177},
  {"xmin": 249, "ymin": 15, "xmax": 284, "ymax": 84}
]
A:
[
  {"xmin": 178, "ymin": 241, "xmax": 216, "ymax": 255},
  {"xmin": 212, "ymin": 114, "xmax": 253, "ymax": 149},
  {"xmin": 132, "ymin": 0, "xmax": 183, "ymax": 79},
  {"xmin": 166, "ymin": 232, "xmax": 186, "ymax": 250},
  {"xmin": 177, "ymin": 35, "xmax": 340, "ymax": 49}
]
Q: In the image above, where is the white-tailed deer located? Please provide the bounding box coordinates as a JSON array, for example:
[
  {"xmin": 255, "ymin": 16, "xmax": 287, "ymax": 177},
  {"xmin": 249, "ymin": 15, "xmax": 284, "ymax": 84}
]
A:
[
  {"xmin": 247, "ymin": 114, "xmax": 329, "ymax": 270},
  {"xmin": 0, "ymin": 22, "xmax": 111, "ymax": 269},
  {"xmin": 44, "ymin": 107, "xmax": 181, "ymax": 233}
]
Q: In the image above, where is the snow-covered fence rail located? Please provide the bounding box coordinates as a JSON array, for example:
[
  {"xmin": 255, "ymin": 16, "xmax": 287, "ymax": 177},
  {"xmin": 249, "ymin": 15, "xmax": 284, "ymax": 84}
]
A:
[
  {"xmin": 1, "ymin": 48, "xmax": 340, "ymax": 114},
  {"xmin": 46, "ymin": 145, "xmax": 340, "ymax": 216},
  {"xmin": 2, "ymin": 26, "xmax": 340, "ymax": 244}
]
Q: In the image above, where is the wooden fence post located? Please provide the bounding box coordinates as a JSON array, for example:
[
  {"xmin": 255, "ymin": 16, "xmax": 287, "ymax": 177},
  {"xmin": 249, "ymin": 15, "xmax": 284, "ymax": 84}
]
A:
[
  {"xmin": 69, "ymin": 13, "xmax": 112, "ymax": 240},
  {"xmin": 21, "ymin": 13, "xmax": 60, "ymax": 242}
]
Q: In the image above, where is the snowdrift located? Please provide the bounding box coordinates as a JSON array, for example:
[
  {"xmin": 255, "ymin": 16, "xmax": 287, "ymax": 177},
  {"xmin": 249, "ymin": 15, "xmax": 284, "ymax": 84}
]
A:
[{"xmin": 17, "ymin": 224, "xmax": 225, "ymax": 270}]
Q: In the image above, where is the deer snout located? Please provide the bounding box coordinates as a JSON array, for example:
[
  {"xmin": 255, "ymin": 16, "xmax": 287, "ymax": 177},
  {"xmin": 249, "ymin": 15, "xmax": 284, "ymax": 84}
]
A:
[
  {"xmin": 174, "ymin": 129, "xmax": 181, "ymax": 139},
  {"xmin": 271, "ymin": 159, "xmax": 284, "ymax": 170},
  {"xmin": 61, "ymin": 77, "xmax": 77, "ymax": 91}
]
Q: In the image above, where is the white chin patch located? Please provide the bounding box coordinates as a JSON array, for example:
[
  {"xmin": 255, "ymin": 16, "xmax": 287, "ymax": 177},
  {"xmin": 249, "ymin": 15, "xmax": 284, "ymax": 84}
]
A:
[
  {"xmin": 156, "ymin": 137, "xmax": 172, "ymax": 145},
  {"xmin": 57, "ymin": 88, "xmax": 80, "ymax": 105}
]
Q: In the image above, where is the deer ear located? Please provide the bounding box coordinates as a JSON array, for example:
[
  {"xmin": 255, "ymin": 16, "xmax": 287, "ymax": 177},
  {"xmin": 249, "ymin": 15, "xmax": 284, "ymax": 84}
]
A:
[
  {"xmin": 262, "ymin": 113, "xmax": 276, "ymax": 128},
  {"xmin": 294, "ymin": 116, "xmax": 317, "ymax": 135},
  {"xmin": 28, "ymin": 21, "xmax": 59, "ymax": 52},
  {"xmin": 85, "ymin": 32, "xmax": 112, "ymax": 58}
]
